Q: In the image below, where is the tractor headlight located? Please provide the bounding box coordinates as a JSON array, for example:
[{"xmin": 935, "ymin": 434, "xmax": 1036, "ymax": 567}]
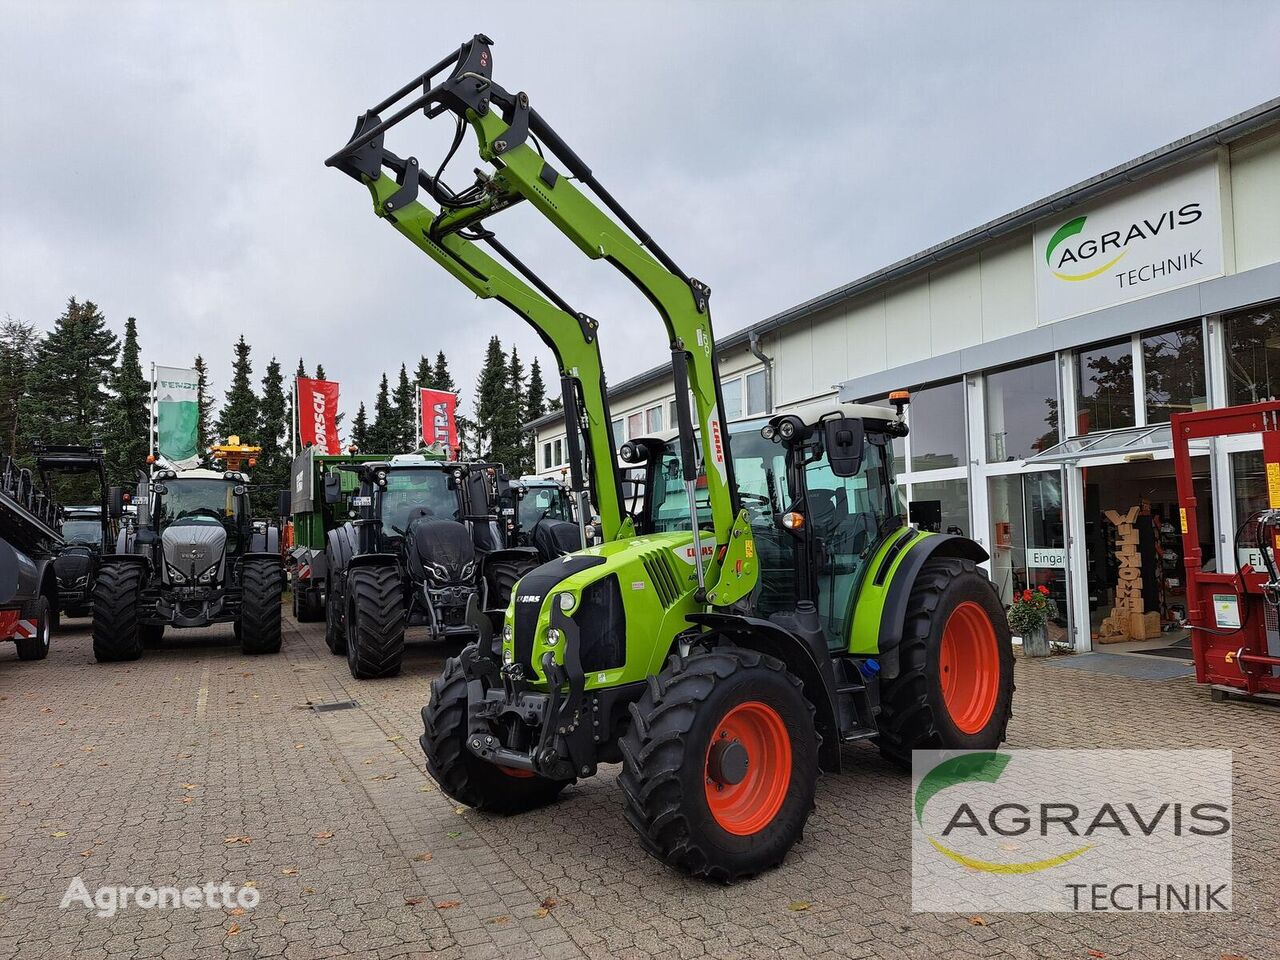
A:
[
  {"xmin": 199, "ymin": 565, "xmax": 218, "ymax": 583},
  {"xmin": 460, "ymin": 560, "xmax": 476, "ymax": 581},
  {"xmin": 503, "ymin": 648, "xmax": 514, "ymax": 664},
  {"xmin": 502, "ymin": 623, "xmax": 513, "ymax": 643},
  {"xmin": 760, "ymin": 424, "xmax": 775, "ymax": 441},
  {"xmin": 557, "ymin": 592, "xmax": 574, "ymax": 612},
  {"xmin": 545, "ymin": 627, "xmax": 561, "ymax": 647},
  {"xmin": 169, "ymin": 567, "xmax": 186, "ymax": 584},
  {"xmin": 778, "ymin": 419, "xmax": 796, "ymax": 440},
  {"xmin": 428, "ymin": 562, "xmax": 450, "ymax": 582}
]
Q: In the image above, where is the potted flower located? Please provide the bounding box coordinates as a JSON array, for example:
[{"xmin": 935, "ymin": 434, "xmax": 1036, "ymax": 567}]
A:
[{"xmin": 1009, "ymin": 584, "xmax": 1053, "ymax": 657}]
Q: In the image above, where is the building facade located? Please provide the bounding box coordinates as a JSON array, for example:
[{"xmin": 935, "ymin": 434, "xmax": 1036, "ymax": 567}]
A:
[{"xmin": 528, "ymin": 98, "xmax": 1280, "ymax": 652}]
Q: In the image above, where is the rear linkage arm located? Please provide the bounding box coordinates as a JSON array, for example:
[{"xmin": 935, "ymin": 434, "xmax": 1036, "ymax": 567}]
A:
[{"xmin": 327, "ymin": 35, "xmax": 756, "ymax": 606}]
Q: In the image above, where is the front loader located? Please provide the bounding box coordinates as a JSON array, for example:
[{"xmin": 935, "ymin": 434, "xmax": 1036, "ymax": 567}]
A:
[{"xmin": 328, "ymin": 35, "xmax": 1014, "ymax": 882}]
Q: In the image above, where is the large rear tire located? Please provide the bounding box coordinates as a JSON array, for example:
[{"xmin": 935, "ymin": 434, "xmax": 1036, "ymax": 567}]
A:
[
  {"xmin": 15, "ymin": 595, "xmax": 52, "ymax": 661},
  {"xmin": 92, "ymin": 564, "xmax": 145, "ymax": 663},
  {"xmin": 420, "ymin": 649, "xmax": 568, "ymax": 813},
  {"xmin": 618, "ymin": 647, "xmax": 819, "ymax": 883},
  {"xmin": 239, "ymin": 560, "xmax": 283, "ymax": 655},
  {"xmin": 324, "ymin": 574, "xmax": 346, "ymax": 655},
  {"xmin": 346, "ymin": 566, "xmax": 406, "ymax": 679},
  {"xmin": 875, "ymin": 557, "xmax": 1015, "ymax": 768}
]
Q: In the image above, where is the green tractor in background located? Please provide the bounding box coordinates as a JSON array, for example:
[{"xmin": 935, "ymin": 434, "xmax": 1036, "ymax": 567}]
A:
[{"xmin": 329, "ymin": 35, "xmax": 1013, "ymax": 881}]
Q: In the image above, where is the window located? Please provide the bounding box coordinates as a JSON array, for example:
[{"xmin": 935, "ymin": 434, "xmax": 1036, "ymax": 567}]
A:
[
  {"xmin": 1075, "ymin": 338, "xmax": 1134, "ymax": 433},
  {"xmin": 611, "ymin": 419, "xmax": 623, "ymax": 446},
  {"xmin": 988, "ymin": 473, "xmax": 1067, "ymax": 630},
  {"xmin": 722, "ymin": 376, "xmax": 743, "ymax": 421},
  {"xmin": 745, "ymin": 369, "xmax": 768, "ymax": 416},
  {"xmin": 542, "ymin": 442, "xmax": 553, "ymax": 470},
  {"xmin": 907, "ymin": 478, "xmax": 969, "ymax": 537},
  {"xmin": 646, "ymin": 404, "xmax": 664, "ymax": 433},
  {"xmin": 380, "ymin": 468, "xmax": 457, "ymax": 535},
  {"xmin": 908, "ymin": 380, "xmax": 965, "ymax": 471},
  {"xmin": 1226, "ymin": 304, "xmax": 1280, "ymax": 405},
  {"xmin": 1143, "ymin": 322, "xmax": 1205, "ymax": 423},
  {"xmin": 668, "ymin": 400, "xmax": 678, "ymax": 427},
  {"xmin": 553, "ymin": 438, "xmax": 563, "ymax": 465},
  {"xmin": 627, "ymin": 411, "xmax": 644, "ymax": 437},
  {"xmin": 984, "ymin": 357, "xmax": 1059, "ymax": 461}
]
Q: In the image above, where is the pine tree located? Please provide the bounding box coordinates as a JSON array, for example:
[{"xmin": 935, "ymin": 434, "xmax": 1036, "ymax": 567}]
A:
[
  {"xmin": 106, "ymin": 317, "xmax": 149, "ymax": 485},
  {"xmin": 432, "ymin": 351, "xmax": 456, "ymax": 392},
  {"xmin": 503, "ymin": 347, "xmax": 529, "ymax": 473},
  {"xmin": 367, "ymin": 373, "xmax": 395, "ymax": 453},
  {"xmin": 525, "ymin": 357, "xmax": 548, "ymax": 424},
  {"xmin": 214, "ymin": 335, "xmax": 258, "ymax": 447},
  {"xmin": 315, "ymin": 364, "xmax": 327, "ymax": 381},
  {"xmin": 258, "ymin": 358, "xmax": 288, "ymax": 499},
  {"xmin": 194, "ymin": 354, "xmax": 213, "ymax": 465},
  {"xmin": 393, "ymin": 363, "xmax": 416, "ymax": 450},
  {"xmin": 352, "ymin": 402, "xmax": 369, "ymax": 452},
  {"xmin": 0, "ymin": 317, "xmax": 39, "ymax": 460},
  {"xmin": 25, "ymin": 297, "xmax": 119, "ymax": 454},
  {"xmin": 473, "ymin": 336, "xmax": 510, "ymax": 462},
  {"xmin": 289, "ymin": 358, "xmax": 307, "ymax": 452},
  {"xmin": 414, "ymin": 355, "xmax": 434, "ymax": 391}
]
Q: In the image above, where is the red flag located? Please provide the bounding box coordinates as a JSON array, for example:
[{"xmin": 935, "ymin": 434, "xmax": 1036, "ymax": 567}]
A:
[
  {"xmin": 419, "ymin": 388, "xmax": 459, "ymax": 454},
  {"xmin": 297, "ymin": 377, "xmax": 341, "ymax": 454}
]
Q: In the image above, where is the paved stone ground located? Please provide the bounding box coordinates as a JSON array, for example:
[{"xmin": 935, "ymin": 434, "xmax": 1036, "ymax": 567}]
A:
[{"xmin": 1, "ymin": 613, "xmax": 1276, "ymax": 960}]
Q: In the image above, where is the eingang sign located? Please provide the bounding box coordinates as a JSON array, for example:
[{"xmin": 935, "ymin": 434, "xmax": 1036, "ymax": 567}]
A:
[{"xmin": 1034, "ymin": 159, "xmax": 1224, "ymax": 325}]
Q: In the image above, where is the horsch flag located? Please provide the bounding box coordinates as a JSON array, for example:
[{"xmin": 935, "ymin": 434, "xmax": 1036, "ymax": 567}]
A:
[{"xmin": 297, "ymin": 377, "xmax": 341, "ymax": 454}]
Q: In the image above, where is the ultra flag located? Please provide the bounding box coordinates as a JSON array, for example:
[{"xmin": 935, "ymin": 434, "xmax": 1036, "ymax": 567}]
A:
[
  {"xmin": 418, "ymin": 388, "xmax": 459, "ymax": 454},
  {"xmin": 297, "ymin": 377, "xmax": 342, "ymax": 454},
  {"xmin": 152, "ymin": 365, "xmax": 200, "ymax": 469}
]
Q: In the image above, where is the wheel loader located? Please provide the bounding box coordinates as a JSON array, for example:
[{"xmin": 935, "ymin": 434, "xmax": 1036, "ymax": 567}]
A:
[{"xmin": 328, "ymin": 35, "xmax": 1014, "ymax": 881}]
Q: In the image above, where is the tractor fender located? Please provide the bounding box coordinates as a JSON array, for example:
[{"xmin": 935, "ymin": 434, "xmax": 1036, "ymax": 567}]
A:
[
  {"xmin": 875, "ymin": 533, "xmax": 989, "ymax": 680},
  {"xmin": 34, "ymin": 556, "xmax": 59, "ymax": 620},
  {"xmin": 98, "ymin": 553, "xmax": 151, "ymax": 576},
  {"xmin": 324, "ymin": 522, "xmax": 358, "ymax": 574},
  {"xmin": 347, "ymin": 552, "xmax": 399, "ymax": 572},
  {"xmin": 686, "ymin": 612, "xmax": 843, "ymax": 773}
]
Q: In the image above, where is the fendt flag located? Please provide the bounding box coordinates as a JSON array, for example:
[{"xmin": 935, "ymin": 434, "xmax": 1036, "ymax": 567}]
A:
[
  {"xmin": 418, "ymin": 388, "xmax": 459, "ymax": 455},
  {"xmin": 296, "ymin": 377, "xmax": 342, "ymax": 454},
  {"xmin": 152, "ymin": 365, "xmax": 200, "ymax": 469}
]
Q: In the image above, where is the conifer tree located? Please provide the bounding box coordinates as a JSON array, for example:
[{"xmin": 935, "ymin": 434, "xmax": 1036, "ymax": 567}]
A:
[
  {"xmin": 352, "ymin": 402, "xmax": 369, "ymax": 452},
  {"xmin": 432, "ymin": 351, "xmax": 456, "ymax": 393},
  {"xmin": 0, "ymin": 318, "xmax": 39, "ymax": 460},
  {"xmin": 473, "ymin": 336, "xmax": 510, "ymax": 462},
  {"xmin": 414, "ymin": 355, "xmax": 434, "ymax": 391},
  {"xmin": 368, "ymin": 373, "xmax": 395, "ymax": 453},
  {"xmin": 525, "ymin": 357, "xmax": 547, "ymax": 424},
  {"xmin": 194, "ymin": 354, "xmax": 213, "ymax": 465},
  {"xmin": 106, "ymin": 317, "xmax": 149, "ymax": 485},
  {"xmin": 315, "ymin": 364, "xmax": 327, "ymax": 380},
  {"xmin": 393, "ymin": 363, "xmax": 416, "ymax": 450},
  {"xmin": 214, "ymin": 335, "xmax": 258, "ymax": 446},
  {"xmin": 258, "ymin": 358, "xmax": 288, "ymax": 502},
  {"xmin": 25, "ymin": 297, "xmax": 119, "ymax": 454}
]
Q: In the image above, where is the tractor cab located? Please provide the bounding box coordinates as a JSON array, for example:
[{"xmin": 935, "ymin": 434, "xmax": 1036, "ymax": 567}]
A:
[
  {"xmin": 624, "ymin": 401, "xmax": 907, "ymax": 648},
  {"xmin": 509, "ymin": 477, "xmax": 581, "ymax": 559},
  {"xmin": 141, "ymin": 468, "xmax": 255, "ymax": 587}
]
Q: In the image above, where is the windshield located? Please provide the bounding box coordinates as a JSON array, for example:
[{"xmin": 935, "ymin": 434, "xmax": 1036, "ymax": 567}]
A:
[
  {"xmin": 382, "ymin": 468, "xmax": 458, "ymax": 535},
  {"xmin": 519, "ymin": 485, "xmax": 572, "ymax": 530},
  {"xmin": 157, "ymin": 479, "xmax": 242, "ymax": 527},
  {"xmin": 62, "ymin": 519, "xmax": 102, "ymax": 544}
]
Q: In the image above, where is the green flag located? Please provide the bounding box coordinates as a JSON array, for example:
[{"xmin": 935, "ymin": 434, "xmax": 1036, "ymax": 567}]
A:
[{"xmin": 154, "ymin": 365, "xmax": 200, "ymax": 468}]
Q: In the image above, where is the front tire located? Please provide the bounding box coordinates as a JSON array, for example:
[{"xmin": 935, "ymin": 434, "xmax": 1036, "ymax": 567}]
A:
[
  {"xmin": 876, "ymin": 557, "xmax": 1015, "ymax": 768},
  {"xmin": 420, "ymin": 649, "xmax": 568, "ymax": 813},
  {"xmin": 346, "ymin": 566, "xmax": 406, "ymax": 679},
  {"xmin": 618, "ymin": 647, "xmax": 819, "ymax": 883},
  {"xmin": 239, "ymin": 560, "xmax": 283, "ymax": 655},
  {"xmin": 15, "ymin": 595, "xmax": 52, "ymax": 661},
  {"xmin": 324, "ymin": 574, "xmax": 346, "ymax": 655},
  {"xmin": 92, "ymin": 564, "xmax": 145, "ymax": 663}
]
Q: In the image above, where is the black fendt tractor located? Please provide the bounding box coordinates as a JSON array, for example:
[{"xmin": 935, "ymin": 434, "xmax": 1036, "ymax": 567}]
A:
[
  {"xmin": 35, "ymin": 444, "xmax": 113, "ymax": 619},
  {"xmin": 324, "ymin": 454, "xmax": 571, "ymax": 679},
  {"xmin": 92, "ymin": 466, "xmax": 283, "ymax": 661}
]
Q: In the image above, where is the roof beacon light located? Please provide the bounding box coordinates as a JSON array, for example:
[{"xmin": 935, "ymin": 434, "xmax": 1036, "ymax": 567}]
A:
[{"xmin": 889, "ymin": 390, "xmax": 911, "ymax": 416}]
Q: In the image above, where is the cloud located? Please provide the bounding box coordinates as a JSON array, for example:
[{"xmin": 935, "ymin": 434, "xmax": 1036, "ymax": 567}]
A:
[{"xmin": 2, "ymin": 0, "xmax": 1278, "ymax": 419}]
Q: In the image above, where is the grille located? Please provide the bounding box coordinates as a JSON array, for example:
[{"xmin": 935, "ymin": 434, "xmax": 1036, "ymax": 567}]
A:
[
  {"xmin": 511, "ymin": 554, "xmax": 606, "ymax": 672},
  {"xmin": 642, "ymin": 550, "xmax": 684, "ymax": 608},
  {"xmin": 575, "ymin": 575, "xmax": 626, "ymax": 672}
]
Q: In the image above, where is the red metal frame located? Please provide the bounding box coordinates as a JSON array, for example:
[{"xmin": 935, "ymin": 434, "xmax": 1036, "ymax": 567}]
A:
[{"xmin": 1172, "ymin": 401, "xmax": 1280, "ymax": 695}]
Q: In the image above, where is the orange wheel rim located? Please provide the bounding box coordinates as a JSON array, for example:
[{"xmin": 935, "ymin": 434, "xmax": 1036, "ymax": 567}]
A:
[
  {"xmin": 939, "ymin": 601, "xmax": 1001, "ymax": 734},
  {"xmin": 704, "ymin": 700, "xmax": 791, "ymax": 836}
]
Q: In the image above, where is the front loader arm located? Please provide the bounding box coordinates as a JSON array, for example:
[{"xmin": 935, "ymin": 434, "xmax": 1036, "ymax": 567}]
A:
[
  {"xmin": 326, "ymin": 35, "xmax": 756, "ymax": 606},
  {"xmin": 348, "ymin": 166, "xmax": 631, "ymax": 545}
]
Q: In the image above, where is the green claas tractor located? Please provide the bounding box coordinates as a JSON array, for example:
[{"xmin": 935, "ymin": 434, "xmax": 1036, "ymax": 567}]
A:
[{"xmin": 328, "ymin": 35, "xmax": 1014, "ymax": 881}]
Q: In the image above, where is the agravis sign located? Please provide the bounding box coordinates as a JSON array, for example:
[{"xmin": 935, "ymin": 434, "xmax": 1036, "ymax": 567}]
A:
[{"xmin": 1034, "ymin": 159, "xmax": 1223, "ymax": 325}]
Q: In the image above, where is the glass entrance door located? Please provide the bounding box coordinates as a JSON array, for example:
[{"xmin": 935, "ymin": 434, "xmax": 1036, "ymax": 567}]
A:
[{"xmin": 987, "ymin": 471, "xmax": 1069, "ymax": 644}]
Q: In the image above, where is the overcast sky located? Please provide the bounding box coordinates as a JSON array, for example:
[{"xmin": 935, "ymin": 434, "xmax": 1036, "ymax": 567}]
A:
[{"xmin": 3, "ymin": 1, "xmax": 1279, "ymax": 425}]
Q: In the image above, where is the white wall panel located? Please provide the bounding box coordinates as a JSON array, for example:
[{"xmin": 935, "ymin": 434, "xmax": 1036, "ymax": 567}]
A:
[
  {"xmin": 885, "ymin": 278, "xmax": 931, "ymax": 367},
  {"xmin": 980, "ymin": 232, "xmax": 1036, "ymax": 341},
  {"xmin": 1230, "ymin": 131, "xmax": 1280, "ymax": 273},
  {"xmin": 929, "ymin": 255, "xmax": 983, "ymax": 352}
]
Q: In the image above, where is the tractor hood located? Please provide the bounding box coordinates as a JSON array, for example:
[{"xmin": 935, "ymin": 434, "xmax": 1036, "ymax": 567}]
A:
[
  {"xmin": 406, "ymin": 517, "xmax": 476, "ymax": 584},
  {"xmin": 161, "ymin": 521, "xmax": 227, "ymax": 582}
]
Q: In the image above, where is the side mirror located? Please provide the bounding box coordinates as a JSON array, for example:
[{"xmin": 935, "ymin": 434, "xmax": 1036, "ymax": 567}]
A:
[
  {"xmin": 823, "ymin": 417, "xmax": 865, "ymax": 478},
  {"xmin": 323, "ymin": 472, "xmax": 342, "ymax": 504},
  {"xmin": 277, "ymin": 490, "xmax": 291, "ymax": 518},
  {"xmin": 107, "ymin": 486, "xmax": 124, "ymax": 519}
]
